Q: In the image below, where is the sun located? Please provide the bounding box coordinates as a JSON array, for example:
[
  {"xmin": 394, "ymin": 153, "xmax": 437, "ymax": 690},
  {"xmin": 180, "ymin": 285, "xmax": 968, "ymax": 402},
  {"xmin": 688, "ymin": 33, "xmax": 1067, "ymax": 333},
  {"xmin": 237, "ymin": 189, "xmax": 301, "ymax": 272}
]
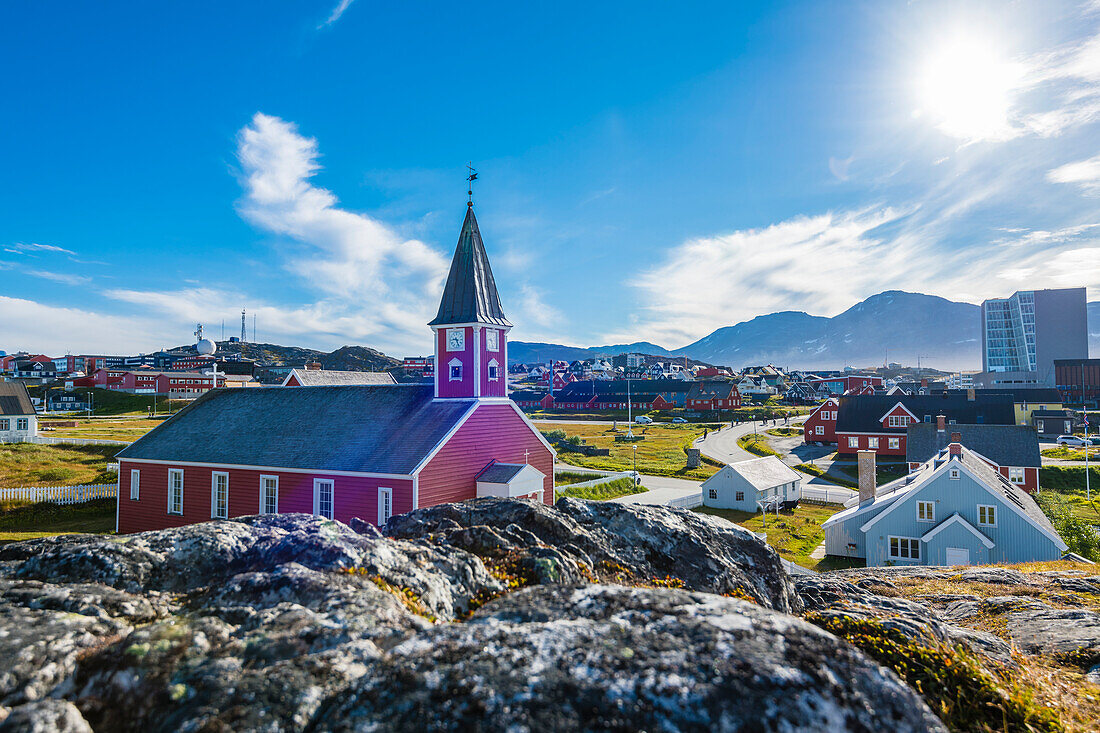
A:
[{"xmin": 917, "ymin": 36, "xmax": 1024, "ymax": 143}]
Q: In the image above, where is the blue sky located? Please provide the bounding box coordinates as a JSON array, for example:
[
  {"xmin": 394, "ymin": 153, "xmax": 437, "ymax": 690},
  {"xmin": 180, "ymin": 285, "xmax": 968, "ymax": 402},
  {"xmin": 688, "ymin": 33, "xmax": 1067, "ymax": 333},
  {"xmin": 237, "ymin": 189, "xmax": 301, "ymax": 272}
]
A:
[{"xmin": 2, "ymin": 0, "xmax": 1099, "ymax": 357}]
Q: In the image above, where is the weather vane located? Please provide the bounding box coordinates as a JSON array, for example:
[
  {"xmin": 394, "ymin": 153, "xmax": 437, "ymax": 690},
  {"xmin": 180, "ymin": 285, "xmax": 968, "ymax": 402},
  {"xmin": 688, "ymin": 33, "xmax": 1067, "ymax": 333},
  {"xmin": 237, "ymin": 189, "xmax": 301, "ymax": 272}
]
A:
[{"xmin": 466, "ymin": 162, "xmax": 478, "ymax": 206}]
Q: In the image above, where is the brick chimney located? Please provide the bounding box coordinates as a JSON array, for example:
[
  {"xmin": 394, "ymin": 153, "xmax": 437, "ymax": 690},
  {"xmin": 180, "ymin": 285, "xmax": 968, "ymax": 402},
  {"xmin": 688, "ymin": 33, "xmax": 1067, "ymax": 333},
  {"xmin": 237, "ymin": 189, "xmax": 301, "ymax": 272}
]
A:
[
  {"xmin": 304, "ymin": 362, "xmax": 322, "ymax": 371},
  {"xmin": 949, "ymin": 442, "xmax": 962, "ymax": 459},
  {"xmin": 857, "ymin": 449, "xmax": 877, "ymax": 504},
  {"xmin": 967, "ymin": 388, "xmax": 975, "ymax": 401},
  {"xmin": 921, "ymin": 378, "xmax": 928, "ymax": 388},
  {"xmin": 951, "ymin": 431, "xmax": 962, "ymax": 443},
  {"xmin": 936, "ymin": 414, "xmax": 946, "ymax": 433}
]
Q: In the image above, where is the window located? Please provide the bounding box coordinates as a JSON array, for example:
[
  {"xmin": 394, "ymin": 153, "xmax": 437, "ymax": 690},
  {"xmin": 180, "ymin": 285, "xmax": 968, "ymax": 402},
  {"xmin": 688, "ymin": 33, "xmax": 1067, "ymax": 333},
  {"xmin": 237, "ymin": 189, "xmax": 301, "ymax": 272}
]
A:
[
  {"xmin": 211, "ymin": 472, "xmax": 229, "ymax": 519},
  {"xmin": 708, "ymin": 488, "xmax": 718, "ymax": 500},
  {"xmin": 916, "ymin": 501, "xmax": 935, "ymax": 522},
  {"xmin": 887, "ymin": 415, "xmax": 909, "ymax": 428},
  {"xmin": 868, "ymin": 437, "xmax": 879, "ymax": 449},
  {"xmin": 16, "ymin": 418, "xmax": 27, "ymax": 431},
  {"xmin": 815, "ymin": 426, "xmax": 824, "ymax": 435},
  {"xmin": 0, "ymin": 419, "xmax": 8, "ymax": 431},
  {"xmin": 130, "ymin": 469, "xmax": 140, "ymax": 501},
  {"xmin": 977, "ymin": 504, "xmax": 997, "ymax": 527},
  {"xmin": 378, "ymin": 487, "xmax": 393, "ymax": 526},
  {"xmin": 888, "ymin": 536, "xmax": 921, "ymax": 560},
  {"xmin": 488, "ymin": 359, "xmax": 499, "ymax": 381},
  {"xmin": 949, "ymin": 468, "xmax": 960, "ymax": 479},
  {"xmin": 848, "ymin": 437, "xmax": 859, "ymax": 448},
  {"xmin": 448, "ymin": 357, "xmax": 462, "ymax": 382},
  {"xmin": 260, "ymin": 476, "xmax": 279, "ymax": 515},
  {"xmin": 168, "ymin": 469, "xmax": 184, "ymax": 515},
  {"xmin": 736, "ymin": 491, "xmax": 744, "ymax": 501},
  {"xmin": 1008, "ymin": 467, "xmax": 1024, "ymax": 484},
  {"xmin": 314, "ymin": 479, "xmax": 334, "ymax": 519},
  {"xmin": 888, "ymin": 437, "xmax": 900, "ymax": 450},
  {"xmin": 924, "ymin": 415, "xmax": 931, "ymax": 422}
]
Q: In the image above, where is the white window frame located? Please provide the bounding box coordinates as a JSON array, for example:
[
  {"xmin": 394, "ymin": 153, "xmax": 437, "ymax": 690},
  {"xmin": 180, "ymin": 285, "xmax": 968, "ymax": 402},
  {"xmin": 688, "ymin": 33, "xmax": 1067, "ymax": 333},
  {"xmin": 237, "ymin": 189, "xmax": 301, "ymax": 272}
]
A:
[
  {"xmin": 916, "ymin": 500, "xmax": 935, "ymax": 522},
  {"xmin": 888, "ymin": 437, "xmax": 900, "ymax": 450},
  {"xmin": 888, "ymin": 535, "xmax": 921, "ymax": 560},
  {"xmin": 868, "ymin": 437, "xmax": 879, "ymax": 449},
  {"xmin": 977, "ymin": 504, "xmax": 997, "ymax": 527},
  {"xmin": 485, "ymin": 329, "xmax": 499, "ymax": 352},
  {"xmin": 448, "ymin": 357, "xmax": 463, "ymax": 382},
  {"xmin": 378, "ymin": 487, "xmax": 393, "ymax": 526},
  {"xmin": 167, "ymin": 468, "xmax": 184, "ymax": 515},
  {"xmin": 487, "ymin": 358, "xmax": 500, "ymax": 382},
  {"xmin": 314, "ymin": 478, "xmax": 334, "ymax": 520},
  {"xmin": 708, "ymin": 488, "xmax": 718, "ymax": 500},
  {"xmin": 446, "ymin": 328, "xmax": 465, "ymax": 352},
  {"xmin": 848, "ymin": 437, "xmax": 859, "ymax": 448},
  {"xmin": 815, "ymin": 426, "xmax": 824, "ymax": 435},
  {"xmin": 259, "ymin": 475, "xmax": 279, "ymax": 515},
  {"xmin": 949, "ymin": 468, "xmax": 960, "ymax": 479},
  {"xmin": 1008, "ymin": 467, "xmax": 1025, "ymax": 484},
  {"xmin": 16, "ymin": 418, "xmax": 27, "ymax": 431},
  {"xmin": 130, "ymin": 469, "xmax": 140, "ymax": 501},
  {"xmin": 211, "ymin": 471, "xmax": 229, "ymax": 519}
]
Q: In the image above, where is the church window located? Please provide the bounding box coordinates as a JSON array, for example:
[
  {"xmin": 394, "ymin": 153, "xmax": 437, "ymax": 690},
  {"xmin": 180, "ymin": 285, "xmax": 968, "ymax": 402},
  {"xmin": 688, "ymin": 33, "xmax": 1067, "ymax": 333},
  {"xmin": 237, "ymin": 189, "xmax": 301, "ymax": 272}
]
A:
[{"xmin": 449, "ymin": 358, "xmax": 463, "ymax": 382}]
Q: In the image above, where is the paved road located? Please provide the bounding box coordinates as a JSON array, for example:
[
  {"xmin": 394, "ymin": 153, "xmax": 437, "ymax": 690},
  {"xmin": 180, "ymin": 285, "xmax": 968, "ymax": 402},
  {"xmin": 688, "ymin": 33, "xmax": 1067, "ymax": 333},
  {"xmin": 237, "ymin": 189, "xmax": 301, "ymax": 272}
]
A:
[{"xmin": 609, "ymin": 475, "xmax": 702, "ymax": 505}]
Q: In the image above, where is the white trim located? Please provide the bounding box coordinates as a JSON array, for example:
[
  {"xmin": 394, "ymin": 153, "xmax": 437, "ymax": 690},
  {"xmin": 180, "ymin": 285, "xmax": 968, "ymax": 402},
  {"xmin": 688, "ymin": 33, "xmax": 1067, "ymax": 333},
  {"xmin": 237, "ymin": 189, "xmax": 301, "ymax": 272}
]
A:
[
  {"xmin": 805, "ymin": 398, "xmax": 838, "ymax": 420},
  {"xmin": 488, "ymin": 357, "xmax": 500, "ymax": 382},
  {"xmin": 211, "ymin": 471, "xmax": 229, "ymax": 519},
  {"xmin": 878, "ymin": 402, "xmax": 919, "ymax": 424},
  {"xmin": 167, "ymin": 468, "xmax": 184, "ymax": 515},
  {"xmin": 473, "ymin": 325, "xmax": 482, "ymax": 397},
  {"xmin": 448, "ymin": 357, "xmax": 463, "ymax": 382},
  {"xmin": 505, "ymin": 400, "xmax": 558, "ymax": 456},
  {"xmin": 921, "ymin": 513, "xmax": 995, "ymax": 548},
  {"xmin": 445, "ymin": 327, "xmax": 466, "ymax": 352},
  {"xmin": 977, "ymin": 504, "xmax": 998, "ymax": 527},
  {"xmin": 115, "ymin": 470, "xmax": 121, "ymax": 533},
  {"xmin": 888, "ymin": 437, "xmax": 900, "ymax": 450},
  {"xmin": 378, "ymin": 486, "xmax": 393, "ymax": 526},
  {"xmin": 259, "ymin": 474, "xmax": 279, "ymax": 515},
  {"xmin": 887, "ymin": 535, "xmax": 921, "ymax": 560},
  {"xmin": 279, "ymin": 369, "xmax": 302, "ymax": 387},
  {"xmin": 410, "ymin": 401, "xmax": 481, "ymax": 475},
  {"xmin": 412, "ymin": 474, "xmax": 419, "ymax": 510},
  {"xmin": 130, "ymin": 468, "xmax": 140, "ymax": 501},
  {"xmin": 313, "ymin": 478, "xmax": 334, "ymax": 519},
  {"xmin": 916, "ymin": 500, "xmax": 935, "ymax": 523},
  {"xmin": 118, "ymin": 457, "xmax": 412, "ymax": 481}
]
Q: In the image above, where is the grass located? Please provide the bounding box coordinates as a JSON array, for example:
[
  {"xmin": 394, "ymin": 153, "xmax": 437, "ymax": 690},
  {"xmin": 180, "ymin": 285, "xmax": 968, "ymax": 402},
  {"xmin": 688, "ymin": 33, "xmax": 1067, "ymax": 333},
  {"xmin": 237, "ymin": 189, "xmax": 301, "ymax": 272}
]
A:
[
  {"xmin": 737, "ymin": 433, "xmax": 782, "ymax": 458},
  {"xmin": 764, "ymin": 426, "xmax": 801, "ymax": 437},
  {"xmin": 695, "ymin": 503, "xmax": 844, "ymax": 571},
  {"xmin": 40, "ymin": 417, "xmax": 161, "ymax": 442},
  {"xmin": 552, "ymin": 423, "xmax": 719, "ymax": 480},
  {"xmin": 0, "ymin": 443, "xmax": 121, "ymax": 488},
  {"xmin": 556, "ymin": 476, "xmax": 648, "ymax": 501},
  {"xmin": 555, "ymin": 471, "xmax": 608, "ymax": 487},
  {"xmin": 1042, "ymin": 446, "xmax": 1099, "ymax": 461},
  {"xmin": 0, "ymin": 497, "xmax": 116, "ymax": 541},
  {"xmin": 793, "ymin": 462, "xmax": 858, "ymax": 489},
  {"xmin": 44, "ymin": 387, "xmax": 183, "ymax": 417},
  {"xmin": 1039, "ymin": 466, "xmax": 1100, "ymax": 493}
]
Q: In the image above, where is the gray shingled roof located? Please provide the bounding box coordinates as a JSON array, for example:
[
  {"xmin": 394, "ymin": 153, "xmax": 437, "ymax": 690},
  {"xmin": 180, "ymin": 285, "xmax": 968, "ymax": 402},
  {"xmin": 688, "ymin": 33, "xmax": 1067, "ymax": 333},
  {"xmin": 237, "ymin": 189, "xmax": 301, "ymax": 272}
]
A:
[
  {"xmin": 0, "ymin": 382, "xmax": 36, "ymax": 416},
  {"xmin": 906, "ymin": 423, "xmax": 1041, "ymax": 468},
  {"xmin": 117, "ymin": 385, "xmax": 475, "ymax": 475},
  {"xmin": 726, "ymin": 456, "xmax": 801, "ymax": 490},
  {"xmin": 836, "ymin": 393, "xmax": 1016, "ymax": 434},
  {"xmin": 475, "ymin": 462, "xmax": 527, "ymax": 483},
  {"xmin": 288, "ymin": 370, "xmax": 396, "ymax": 386},
  {"xmin": 957, "ymin": 449, "xmax": 1059, "ymax": 538},
  {"xmin": 428, "ymin": 206, "xmax": 511, "ymax": 327}
]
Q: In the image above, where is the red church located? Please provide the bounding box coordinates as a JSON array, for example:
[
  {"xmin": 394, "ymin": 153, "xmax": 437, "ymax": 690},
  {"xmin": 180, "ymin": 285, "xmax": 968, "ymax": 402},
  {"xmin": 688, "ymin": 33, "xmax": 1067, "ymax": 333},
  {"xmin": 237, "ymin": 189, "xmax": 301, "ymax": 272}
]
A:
[{"xmin": 116, "ymin": 204, "xmax": 555, "ymax": 534}]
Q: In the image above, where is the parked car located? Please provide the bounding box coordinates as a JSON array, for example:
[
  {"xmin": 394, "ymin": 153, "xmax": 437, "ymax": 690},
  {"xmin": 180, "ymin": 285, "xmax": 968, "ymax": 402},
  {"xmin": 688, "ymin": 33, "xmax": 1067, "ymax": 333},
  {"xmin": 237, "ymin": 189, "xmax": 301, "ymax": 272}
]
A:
[
  {"xmin": 671, "ymin": 417, "xmax": 687, "ymax": 424},
  {"xmin": 1089, "ymin": 437, "xmax": 1100, "ymax": 446},
  {"xmin": 635, "ymin": 415, "xmax": 653, "ymax": 424},
  {"xmin": 1057, "ymin": 435, "xmax": 1087, "ymax": 447}
]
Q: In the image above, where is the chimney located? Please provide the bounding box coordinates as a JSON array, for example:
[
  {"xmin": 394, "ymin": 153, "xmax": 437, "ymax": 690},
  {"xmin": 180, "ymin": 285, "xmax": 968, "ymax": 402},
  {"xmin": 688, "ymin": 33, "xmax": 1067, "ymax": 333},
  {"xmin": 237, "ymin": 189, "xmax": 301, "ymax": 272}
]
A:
[
  {"xmin": 949, "ymin": 442, "xmax": 962, "ymax": 459},
  {"xmin": 936, "ymin": 414, "xmax": 946, "ymax": 433},
  {"xmin": 857, "ymin": 450, "xmax": 877, "ymax": 503},
  {"xmin": 967, "ymin": 388, "xmax": 975, "ymax": 401},
  {"xmin": 921, "ymin": 378, "xmax": 928, "ymax": 388},
  {"xmin": 950, "ymin": 431, "xmax": 962, "ymax": 443},
  {"xmin": 305, "ymin": 362, "xmax": 322, "ymax": 371}
]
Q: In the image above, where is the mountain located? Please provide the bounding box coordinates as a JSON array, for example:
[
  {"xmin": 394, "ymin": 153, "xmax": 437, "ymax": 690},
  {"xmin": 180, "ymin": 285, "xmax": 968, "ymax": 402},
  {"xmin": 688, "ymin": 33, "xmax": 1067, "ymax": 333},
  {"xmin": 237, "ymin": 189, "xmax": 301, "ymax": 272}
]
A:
[
  {"xmin": 168, "ymin": 342, "xmax": 401, "ymax": 372},
  {"xmin": 507, "ymin": 341, "xmax": 671, "ymax": 365}
]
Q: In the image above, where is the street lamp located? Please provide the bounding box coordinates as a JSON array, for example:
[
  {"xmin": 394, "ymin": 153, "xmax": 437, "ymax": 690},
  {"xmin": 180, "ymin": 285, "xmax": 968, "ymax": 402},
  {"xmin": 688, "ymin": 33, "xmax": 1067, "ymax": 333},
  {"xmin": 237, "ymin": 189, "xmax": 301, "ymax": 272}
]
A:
[{"xmin": 633, "ymin": 443, "xmax": 638, "ymax": 485}]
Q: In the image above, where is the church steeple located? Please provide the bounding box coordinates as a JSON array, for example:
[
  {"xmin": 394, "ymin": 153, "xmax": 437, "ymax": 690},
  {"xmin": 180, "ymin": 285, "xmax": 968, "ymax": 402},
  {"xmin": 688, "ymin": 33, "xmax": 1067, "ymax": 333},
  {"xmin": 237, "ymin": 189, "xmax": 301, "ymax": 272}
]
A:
[
  {"xmin": 429, "ymin": 206, "xmax": 511, "ymax": 328},
  {"xmin": 431, "ymin": 206, "xmax": 511, "ymax": 400}
]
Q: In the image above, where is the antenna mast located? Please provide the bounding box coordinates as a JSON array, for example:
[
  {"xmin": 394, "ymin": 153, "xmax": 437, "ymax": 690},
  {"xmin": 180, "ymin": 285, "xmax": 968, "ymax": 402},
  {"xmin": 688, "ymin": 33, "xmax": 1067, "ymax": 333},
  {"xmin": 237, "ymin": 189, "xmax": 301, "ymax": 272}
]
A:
[{"xmin": 241, "ymin": 310, "xmax": 247, "ymax": 343}]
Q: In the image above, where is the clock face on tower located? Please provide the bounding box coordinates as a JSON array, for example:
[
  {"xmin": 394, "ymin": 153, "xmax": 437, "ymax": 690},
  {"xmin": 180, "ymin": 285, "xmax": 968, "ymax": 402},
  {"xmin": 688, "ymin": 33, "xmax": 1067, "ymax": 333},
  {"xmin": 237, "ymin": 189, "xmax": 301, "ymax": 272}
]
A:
[
  {"xmin": 485, "ymin": 329, "xmax": 499, "ymax": 352},
  {"xmin": 446, "ymin": 328, "xmax": 465, "ymax": 351}
]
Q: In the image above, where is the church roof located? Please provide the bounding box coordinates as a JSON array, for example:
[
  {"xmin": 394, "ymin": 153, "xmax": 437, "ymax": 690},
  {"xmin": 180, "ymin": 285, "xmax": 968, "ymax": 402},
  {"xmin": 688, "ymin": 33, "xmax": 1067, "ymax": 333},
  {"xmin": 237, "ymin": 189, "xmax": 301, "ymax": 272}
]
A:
[
  {"xmin": 429, "ymin": 206, "xmax": 511, "ymax": 327},
  {"xmin": 117, "ymin": 385, "xmax": 476, "ymax": 475}
]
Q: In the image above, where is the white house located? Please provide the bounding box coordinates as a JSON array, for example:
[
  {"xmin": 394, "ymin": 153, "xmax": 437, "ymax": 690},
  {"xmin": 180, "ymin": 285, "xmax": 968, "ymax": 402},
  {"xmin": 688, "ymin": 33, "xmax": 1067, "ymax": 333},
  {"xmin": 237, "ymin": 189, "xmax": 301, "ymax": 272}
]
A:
[
  {"xmin": 475, "ymin": 462, "xmax": 547, "ymax": 501},
  {"xmin": 701, "ymin": 456, "xmax": 802, "ymax": 512},
  {"xmin": 0, "ymin": 382, "xmax": 38, "ymax": 440}
]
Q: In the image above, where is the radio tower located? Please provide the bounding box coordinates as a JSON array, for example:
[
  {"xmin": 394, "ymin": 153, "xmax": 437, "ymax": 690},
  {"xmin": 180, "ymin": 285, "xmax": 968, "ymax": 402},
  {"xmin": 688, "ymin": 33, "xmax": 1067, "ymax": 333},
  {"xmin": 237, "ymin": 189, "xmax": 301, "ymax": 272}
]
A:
[{"xmin": 241, "ymin": 309, "xmax": 247, "ymax": 343}]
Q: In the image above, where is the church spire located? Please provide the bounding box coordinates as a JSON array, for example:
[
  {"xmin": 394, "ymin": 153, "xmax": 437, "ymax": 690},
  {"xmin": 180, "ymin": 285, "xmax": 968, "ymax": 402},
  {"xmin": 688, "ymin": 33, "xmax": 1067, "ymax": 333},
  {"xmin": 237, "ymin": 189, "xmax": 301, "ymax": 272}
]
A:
[{"xmin": 429, "ymin": 206, "xmax": 511, "ymax": 327}]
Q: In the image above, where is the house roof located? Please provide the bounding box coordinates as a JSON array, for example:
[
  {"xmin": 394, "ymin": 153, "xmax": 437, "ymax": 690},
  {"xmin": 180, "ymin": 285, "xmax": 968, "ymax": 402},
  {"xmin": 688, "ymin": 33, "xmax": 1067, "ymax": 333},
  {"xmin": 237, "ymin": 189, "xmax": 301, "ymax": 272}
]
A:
[
  {"xmin": 973, "ymin": 387, "xmax": 1062, "ymax": 404},
  {"xmin": 475, "ymin": 462, "xmax": 529, "ymax": 483},
  {"xmin": 687, "ymin": 381, "xmax": 738, "ymax": 400},
  {"xmin": 921, "ymin": 513, "xmax": 995, "ymax": 549},
  {"xmin": 557, "ymin": 379, "xmax": 692, "ymax": 399},
  {"xmin": 835, "ymin": 393, "xmax": 1016, "ymax": 434},
  {"xmin": 716, "ymin": 456, "xmax": 801, "ymax": 491},
  {"xmin": 117, "ymin": 385, "xmax": 476, "ymax": 475},
  {"xmin": 0, "ymin": 382, "xmax": 36, "ymax": 416},
  {"xmin": 285, "ymin": 369, "xmax": 396, "ymax": 386},
  {"xmin": 1031, "ymin": 410, "xmax": 1072, "ymax": 418},
  {"xmin": 428, "ymin": 206, "xmax": 511, "ymax": 328},
  {"xmin": 906, "ymin": 423, "xmax": 1041, "ymax": 468},
  {"xmin": 508, "ymin": 390, "xmax": 549, "ymax": 401}
]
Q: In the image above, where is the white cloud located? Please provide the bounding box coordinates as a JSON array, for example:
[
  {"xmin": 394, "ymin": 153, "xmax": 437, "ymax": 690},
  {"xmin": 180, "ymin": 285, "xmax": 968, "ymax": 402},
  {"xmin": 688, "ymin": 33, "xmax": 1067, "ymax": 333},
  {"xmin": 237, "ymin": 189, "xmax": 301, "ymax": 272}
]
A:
[
  {"xmin": 0, "ymin": 296, "xmax": 156, "ymax": 355},
  {"xmin": 4, "ymin": 242, "xmax": 76, "ymax": 256},
  {"xmin": 318, "ymin": 0, "xmax": 355, "ymax": 28},
  {"xmin": 1048, "ymin": 153, "xmax": 1100, "ymax": 194},
  {"xmin": 22, "ymin": 269, "xmax": 91, "ymax": 286}
]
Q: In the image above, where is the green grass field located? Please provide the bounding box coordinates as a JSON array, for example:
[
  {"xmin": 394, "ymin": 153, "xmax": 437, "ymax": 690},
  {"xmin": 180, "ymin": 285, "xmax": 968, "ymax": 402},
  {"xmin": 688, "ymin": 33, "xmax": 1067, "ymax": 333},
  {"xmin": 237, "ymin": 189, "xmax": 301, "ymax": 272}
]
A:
[
  {"xmin": 0, "ymin": 443, "xmax": 121, "ymax": 489},
  {"xmin": 0, "ymin": 498, "xmax": 116, "ymax": 542},
  {"xmin": 550, "ymin": 423, "xmax": 720, "ymax": 480},
  {"xmin": 696, "ymin": 502, "xmax": 849, "ymax": 571},
  {"xmin": 556, "ymin": 476, "xmax": 647, "ymax": 501},
  {"xmin": 737, "ymin": 433, "xmax": 782, "ymax": 457},
  {"xmin": 1041, "ymin": 446, "xmax": 1099, "ymax": 461},
  {"xmin": 40, "ymin": 417, "xmax": 161, "ymax": 442}
]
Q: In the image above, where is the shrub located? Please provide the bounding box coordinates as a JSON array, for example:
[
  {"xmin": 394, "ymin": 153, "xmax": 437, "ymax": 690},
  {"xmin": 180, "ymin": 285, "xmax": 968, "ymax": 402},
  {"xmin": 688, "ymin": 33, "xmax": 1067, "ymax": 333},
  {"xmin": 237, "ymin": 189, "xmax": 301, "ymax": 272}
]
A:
[
  {"xmin": 1035, "ymin": 491, "xmax": 1100, "ymax": 560},
  {"xmin": 539, "ymin": 429, "xmax": 566, "ymax": 443}
]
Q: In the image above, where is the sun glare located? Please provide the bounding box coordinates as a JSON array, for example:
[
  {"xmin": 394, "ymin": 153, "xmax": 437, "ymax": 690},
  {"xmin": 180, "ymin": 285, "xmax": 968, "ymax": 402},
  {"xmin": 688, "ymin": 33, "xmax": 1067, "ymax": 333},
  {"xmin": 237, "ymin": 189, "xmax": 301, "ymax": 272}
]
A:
[{"xmin": 917, "ymin": 37, "xmax": 1024, "ymax": 143}]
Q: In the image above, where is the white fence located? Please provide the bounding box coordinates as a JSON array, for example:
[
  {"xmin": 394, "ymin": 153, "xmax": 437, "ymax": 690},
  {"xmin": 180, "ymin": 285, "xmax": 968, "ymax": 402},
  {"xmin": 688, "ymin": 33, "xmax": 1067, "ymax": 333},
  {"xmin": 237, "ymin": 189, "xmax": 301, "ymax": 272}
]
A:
[
  {"xmin": 668, "ymin": 492, "xmax": 703, "ymax": 509},
  {"xmin": 0, "ymin": 436, "xmax": 129, "ymax": 447},
  {"xmin": 0, "ymin": 483, "xmax": 116, "ymax": 505},
  {"xmin": 800, "ymin": 485, "xmax": 858, "ymax": 505}
]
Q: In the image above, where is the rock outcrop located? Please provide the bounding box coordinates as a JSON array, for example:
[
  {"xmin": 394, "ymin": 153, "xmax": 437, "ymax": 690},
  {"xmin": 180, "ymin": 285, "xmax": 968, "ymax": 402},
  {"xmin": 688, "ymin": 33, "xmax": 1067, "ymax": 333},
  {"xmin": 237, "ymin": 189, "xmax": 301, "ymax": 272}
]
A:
[{"xmin": 0, "ymin": 501, "xmax": 943, "ymax": 731}]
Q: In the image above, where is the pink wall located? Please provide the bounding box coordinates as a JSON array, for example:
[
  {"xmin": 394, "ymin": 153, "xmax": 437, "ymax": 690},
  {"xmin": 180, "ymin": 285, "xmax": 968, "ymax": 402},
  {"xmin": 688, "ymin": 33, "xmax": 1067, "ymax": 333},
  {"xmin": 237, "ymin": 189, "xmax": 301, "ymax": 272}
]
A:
[
  {"xmin": 418, "ymin": 403, "xmax": 554, "ymax": 507},
  {"xmin": 117, "ymin": 460, "xmax": 414, "ymax": 533},
  {"xmin": 436, "ymin": 326, "xmax": 474, "ymax": 398},
  {"xmin": 480, "ymin": 327, "xmax": 507, "ymax": 398}
]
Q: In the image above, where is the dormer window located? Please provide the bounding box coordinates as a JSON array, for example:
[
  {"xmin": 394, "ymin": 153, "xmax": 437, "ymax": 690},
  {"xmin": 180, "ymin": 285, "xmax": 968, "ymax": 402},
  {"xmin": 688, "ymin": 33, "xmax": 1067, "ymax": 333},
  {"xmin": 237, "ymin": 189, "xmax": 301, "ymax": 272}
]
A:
[
  {"xmin": 448, "ymin": 357, "xmax": 463, "ymax": 382},
  {"xmin": 488, "ymin": 358, "xmax": 500, "ymax": 381}
]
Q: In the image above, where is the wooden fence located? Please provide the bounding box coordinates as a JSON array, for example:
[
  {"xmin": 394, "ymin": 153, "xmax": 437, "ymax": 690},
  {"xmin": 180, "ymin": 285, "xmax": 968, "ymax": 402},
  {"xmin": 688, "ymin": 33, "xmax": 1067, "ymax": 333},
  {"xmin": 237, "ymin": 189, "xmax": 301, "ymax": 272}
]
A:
[{"xmin": 0, "ymin": 483, "xmax": 116, "ymax": 505}]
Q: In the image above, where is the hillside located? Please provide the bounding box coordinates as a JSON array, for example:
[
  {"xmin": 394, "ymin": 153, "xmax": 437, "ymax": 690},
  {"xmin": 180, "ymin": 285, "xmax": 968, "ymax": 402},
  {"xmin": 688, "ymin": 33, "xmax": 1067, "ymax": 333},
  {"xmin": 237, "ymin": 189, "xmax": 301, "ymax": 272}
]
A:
[
  {"xmin": 168, "ymin": 342, "xmax": 401, "ymax": 371},
  {"xmin": 507, "ymin": 341, "xmax": 671, "ymax": 365}
]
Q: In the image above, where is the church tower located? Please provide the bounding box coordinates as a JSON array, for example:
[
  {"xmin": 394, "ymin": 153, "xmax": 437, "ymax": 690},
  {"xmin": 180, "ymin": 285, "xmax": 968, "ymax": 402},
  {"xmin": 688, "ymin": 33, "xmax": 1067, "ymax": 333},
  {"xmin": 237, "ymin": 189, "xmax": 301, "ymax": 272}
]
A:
[{"xmin": 429, "ymin": 204, "xmax": 511, "ymax": 400}]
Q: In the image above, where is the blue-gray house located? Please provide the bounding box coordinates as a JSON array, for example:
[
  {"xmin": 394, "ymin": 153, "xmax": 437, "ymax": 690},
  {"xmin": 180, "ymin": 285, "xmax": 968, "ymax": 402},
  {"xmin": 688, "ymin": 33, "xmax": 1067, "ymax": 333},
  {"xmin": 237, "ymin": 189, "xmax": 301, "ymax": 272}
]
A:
[{"xmin": 822, "ymin": 443, "xmax": 1066, "ymax": 566}]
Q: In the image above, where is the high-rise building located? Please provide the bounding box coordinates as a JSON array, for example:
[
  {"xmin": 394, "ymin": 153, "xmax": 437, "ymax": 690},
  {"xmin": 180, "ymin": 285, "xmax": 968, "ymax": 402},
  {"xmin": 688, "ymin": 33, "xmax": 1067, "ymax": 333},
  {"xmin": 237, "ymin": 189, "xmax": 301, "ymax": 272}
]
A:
[{"xmin": 977, "ymin": 287, "xmax": 1088, "ymax": 388}]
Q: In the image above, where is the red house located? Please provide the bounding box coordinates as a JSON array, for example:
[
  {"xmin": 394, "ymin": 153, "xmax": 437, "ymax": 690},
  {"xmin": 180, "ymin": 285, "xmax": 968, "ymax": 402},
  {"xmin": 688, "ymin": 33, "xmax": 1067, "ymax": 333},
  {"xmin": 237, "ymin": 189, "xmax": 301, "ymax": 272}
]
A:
[
  {"xmin": 906, "ymin": 421, "xmax": 1041, "ymax": 493},
  {"xmin": 802, "ymin": 397, "xmax": 839, "ymax": 444},
  {"xmin": 116, "ymin": 204, "xmax": 555, "ymax": 533},
  {"xmin": 686, "ymin": 381, "xmax": 741, "ymax": 411}
]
